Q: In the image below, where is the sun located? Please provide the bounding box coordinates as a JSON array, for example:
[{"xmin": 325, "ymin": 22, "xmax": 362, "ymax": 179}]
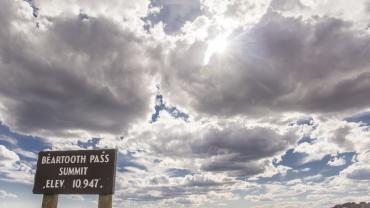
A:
[
  {"xmin": 203, "ymin": 35, "xmax": 228, "ymax": 65},
  {"xmin": 209, "ymin": 35, "xmax": 228, "ymax": 54}
]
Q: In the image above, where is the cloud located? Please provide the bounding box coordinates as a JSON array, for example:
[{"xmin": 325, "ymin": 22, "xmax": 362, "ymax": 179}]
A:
[
  {"xmin": 0, "ymin": 135, "xmax": 18, "ymax": 146},
  {"xmin": 144, "ymin": 0, "xmax": 202, "ymax": 34},
  {"xmin": 293, "ymin": 117, "xmax": 370, "ymax": 164},
  {"xmin": 0, "ymin": 145, "xmax": 20, "ymax": 164},
  {"xmin": 33, "ymin": 0, "xmax": 149, "ymax": 25},
  {"xmin": 345, "ymin": 111, "xmax": 370, "ymax": 125},
  {"xmin": 191, "ymin": 126, "xmax": 296, "ymax": 176},
  {"xmin": 0, "ymin": 190, "xmax": 17, "ymax": 199},
  {"xmin": 345, "ymin": 165, "xmax": 370, "ymax": 180},
  {"xmin": 202, "ymin": 0, "xmax": 271, "ymax": 27},
  {"xmin": 126, "ymin": 118, "xmax": 298, "ymax": 178},
  {"xmin": 64, "ymin": 195, "xmax": 85, "ymax": 201},
  {"xmin": 0, "ymin": 0, "xmax": 159, "ymax": 137},
  {"xmin": 341, "ymin": 151, "xmax": 370, "ymax": 181},
  {"xmin": 0, "ymin": 145, "xmax": 33, "ymax": 184},
  {"xmin": 271, "ymin": 0, "xmax": 370, "ymax": 29},
  {"xmin": 113, "ymin": 167, "xmax": 245, "ymax": 205},
  {"xmin": 271, "ymin": 0, "xmax": 304, "ymax": 11},
  {"xmin": 161, "ymin": 11, "xmax": 370, "ymax": 118},
  {"xmin": 328, "ymin": 156, "xmax": 347, "ymax": 167},
  {"xmin": 92, "ymin": 116, "xmax": 298, "ymax": 205}
]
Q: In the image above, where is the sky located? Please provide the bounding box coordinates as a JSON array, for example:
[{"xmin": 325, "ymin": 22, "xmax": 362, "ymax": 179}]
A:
[{"xmin": 0, "ymin": 0, "xmax": 370, "ymax": 207}]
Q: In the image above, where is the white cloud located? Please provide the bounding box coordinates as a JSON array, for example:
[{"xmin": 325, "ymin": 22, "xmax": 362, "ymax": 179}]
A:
[
  {"xmin": 0, "ymin": 145, "xmax": 20, "ymax": 164},
  {"xmin": 293, "ymin": 117, "xmax": 370, "ymax": 164},
  {"xmin": 0, "ymin": 135, "xmax": 18, "ymax": 146},
  {"xmin": 36, "ymin": 0, "xmax": 149, "ymax": 29},
  {"xmin": 0, "ymin": 145, "xmax": 33, "ymax": 184},
  {"xmin": 340, "ymin": 151, "xmax": 370, "ymax": 180},
  {"xmin": 13, "ymin": 148, "xmax": 37, "ymax": 159},
  {"xmin": 328, "ymin": 156, "xmax": 347, "ymax": 167},
  {"xmin": 0, "ymin": 190, "xmax": 17, "ymax": 199},
  {"xmin": 64, "ymin": 195, "xmax": 85, "ymax": 201}
]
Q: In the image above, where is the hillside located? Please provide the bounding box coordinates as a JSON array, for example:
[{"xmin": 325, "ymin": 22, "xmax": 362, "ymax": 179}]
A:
[{"xmin": 333, "ymin": 202, "xmax": 370, "ymax": 208}]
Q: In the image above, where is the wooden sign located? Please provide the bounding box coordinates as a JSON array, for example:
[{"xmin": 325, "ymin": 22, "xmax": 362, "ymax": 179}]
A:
[{"xmin": 33, "ymin": 149, "xmax": 117, "ymax": 195}]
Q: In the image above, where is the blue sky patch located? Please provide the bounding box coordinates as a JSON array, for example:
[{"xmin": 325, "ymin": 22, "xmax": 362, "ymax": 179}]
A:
[
  {"xmin": 0, "ymin": 122, "xmax": 50, "ymax": 161},
  {"xmin": 24, "ymin": 0, "xmax": 39, "ymax": 18},
  {"xmin": 166, "ymin": 168, "xmax": 193, "ymax": 177},
  {"xmin": 268, "ymin": 151, "xmax": 356, "ymax": 183},
  {"xmin": 345, "ymin": 111, "xmax": 370, "ymax": 126},
  {"xmin": 77, "ymin": 137, "xmax": 101, "ymax": 149},
  {"xmin": 151, "ymin": 94, "xmax": 189, "ymax": 123},
  {"xmin": 116, "ymin": 151, "xmax": 147, "ymax": 172}
]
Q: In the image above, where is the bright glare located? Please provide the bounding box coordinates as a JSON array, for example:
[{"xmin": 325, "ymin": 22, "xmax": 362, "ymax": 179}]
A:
[
  {"xmin": 209, "ymin": 36, "xmax": 228, "ymax": 54},
  {"xmin": 203, "ymin": 35, "xmax": 228, "ymax": 65}
]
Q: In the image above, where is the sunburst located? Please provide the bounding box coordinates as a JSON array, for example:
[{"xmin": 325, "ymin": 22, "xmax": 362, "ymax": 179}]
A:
[{"xmin": 203, "ymin": 35, "xmax": 228, "ymax": 65}]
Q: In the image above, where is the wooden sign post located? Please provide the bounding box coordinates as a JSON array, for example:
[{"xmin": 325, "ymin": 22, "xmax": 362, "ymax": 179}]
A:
[
  {"xmin": 98, "ymin": 194, "xmax": 113, "ymax": 208},
  {"xmin": 33, "ymin": 149, "xmax": 117, "ymax": 208},
  {"xmin": 42, "ymin": 194, "xmax": 58, "ymax": 208}
]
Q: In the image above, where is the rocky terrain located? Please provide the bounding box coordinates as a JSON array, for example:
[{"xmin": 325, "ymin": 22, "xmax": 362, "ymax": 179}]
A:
[{"xmin": 333, "ymin": 202, "xmax": 370, "ymax": 208}]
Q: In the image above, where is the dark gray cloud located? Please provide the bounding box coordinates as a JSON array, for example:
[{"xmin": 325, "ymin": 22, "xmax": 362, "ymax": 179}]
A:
[
  {"xmin": 346, "ymin": 166, "xmax": 370, "ymax": 180},
  {"xmin": 0, "ymin": 1, "xmax": 156, "ymax": 136},
  {"xmin": 191, "ymin": 126, "xmax": 295, "ymax": 160},
  {"xmin": 193, "ymin": 126, "xmax": 296, "ymax": 176},
  {"xmin": 330, "ymin": 127, "xmax": 353, "ymax": 150},
  {"xmin": 201, "ymin": 160, "xmax": 265, "ymax": 176},
  {"xmin": 366, "ymin": 1, "xmax": 370, "ymax": 13},
  {"xmin": 300, "ymin": 71, "xmax": 370, "ymax": 112},
  {"xmin": 162, "ymin": 11, "xmax": 370, "ymax": 117},
  {"xmin": 145, "ymin": 124, "xmax": 297, "ymax": 176}
]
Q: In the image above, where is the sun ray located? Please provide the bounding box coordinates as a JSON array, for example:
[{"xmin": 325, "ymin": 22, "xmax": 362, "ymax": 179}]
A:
[{"xmin": 203, "ymin": 35, "xmax": 228, "ymax": 65}]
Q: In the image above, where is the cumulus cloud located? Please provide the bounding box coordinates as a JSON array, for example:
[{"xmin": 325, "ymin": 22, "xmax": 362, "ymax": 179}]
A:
[
  {"xmin": 88, "ymin": 115, "xmax": 298, "ymax": 205},
  {"xmin": 0, "ymin": 145, "xmax": 20, "ymax": 164},
  {"xmin": 0, "ymin": 190, "xmax": 17, "ymax": 199},
  {"xmin": 113, "ymin": 168, "xmax": 245, "ymax": 206},
  {"xmin": 35, "ymin": 0, "xmax": 149, "ymax": 25},
  {"xmin": 293, "ymin": 117, "xmax": 370, "ymax": 164},
  {"xmin": 128, "ymin": 119, "xmax": 298, "ymax": 177},
  {"xmin": 161, "ymin": 11, "xmax": 370, "ymax": 118},
  {"xmin": 341, "ymin": 151, "xmax": 370, "ymax": 180},
  {"xmin": 345, "ymin": 165, "xmax": 370, "ymax": 180},
  {"xmin": 328, "ymin": 156, "xmax": 347, "ymax": 167},
  {"xmin": 0, "ymin": 0, "xmax": 159, "ymax": 137},
  {"xmin": 0, "ymin": 145, "xmax": 33, "ymax": 184},
  {"xmin": 271, "ymin": 0, "xmax": 370, "ymax": 29}
]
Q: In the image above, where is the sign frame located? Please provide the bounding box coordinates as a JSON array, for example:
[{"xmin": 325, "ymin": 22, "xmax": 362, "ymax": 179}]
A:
[{"xmin": 33, "ymin": 149, "xmax": 117, "ymax": 208}]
